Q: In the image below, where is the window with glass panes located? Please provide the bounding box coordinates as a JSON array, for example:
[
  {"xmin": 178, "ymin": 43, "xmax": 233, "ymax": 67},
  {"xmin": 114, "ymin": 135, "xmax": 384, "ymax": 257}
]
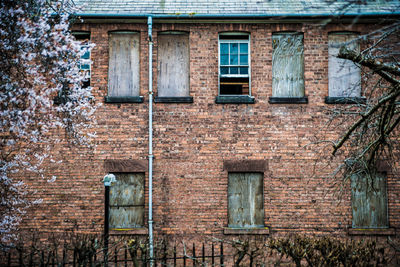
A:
[
  {"xmin": 79, "ymin": 45, "xmax": 90, "ymax": 73},
  {"xmin": 73, "ymin": 32, "xmax": 91, "ymax": 88},
  {"xmin": 219, "ymin": 34, "xmax": 250, "ymax": 95}
]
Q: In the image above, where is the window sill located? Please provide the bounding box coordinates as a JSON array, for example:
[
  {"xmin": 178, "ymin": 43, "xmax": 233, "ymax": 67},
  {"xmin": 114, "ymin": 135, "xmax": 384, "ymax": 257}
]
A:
[
  {"xmin": 105, "ymin": 96, "xmax": 144, "ymax": 103},
  {"xmin": 154, "ymin": 96, "xmax": 193, "ymax": 103},
  {"xmin": 268, "ymin": 97, "xmax": 308, "ymax": 104},
  {"xmin": 325, "ymin": 96, "xmax": 366, "ymax": 104},
  {"xmin": 348, "ymin": 228, "xmax": 395, "ymax": 236},
  {"xmin": 109, "ymin": 228, "xmax": 148, "ymax": 235},
  {"xmin": 224, "ymin": 227, "xmax": 269, "ymax": 235},
  {"xmin": 215, "ymin": 95, "xmax": 255, "ymax": 104}
]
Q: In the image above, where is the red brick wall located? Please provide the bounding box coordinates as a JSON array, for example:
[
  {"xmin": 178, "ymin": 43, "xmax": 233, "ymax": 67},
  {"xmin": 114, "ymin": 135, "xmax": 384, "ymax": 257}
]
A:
[{"xmin": 20, "ymin": 21, "xmax": 399, "ymax": 242}]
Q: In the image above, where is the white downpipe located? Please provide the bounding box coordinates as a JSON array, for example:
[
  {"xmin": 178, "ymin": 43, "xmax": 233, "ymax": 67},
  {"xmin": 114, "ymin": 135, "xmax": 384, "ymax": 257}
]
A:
[{"xmin": 147, "ymin": 16, "xmax": 154, "ymax": 267}]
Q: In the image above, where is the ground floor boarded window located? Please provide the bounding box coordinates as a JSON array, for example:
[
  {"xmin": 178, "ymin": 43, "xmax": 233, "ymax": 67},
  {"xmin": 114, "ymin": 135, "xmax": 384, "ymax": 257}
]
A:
[
  {"xmin": 109, "ymin": 173, "xmax": 145, "ymax": 229},
  {"xmin": 228, "ymin": 172, "xmax": 264, "ymax": 228},
  {"xmin": 351, "ymin": 172, "xmax": 388, "ymax": 229}
]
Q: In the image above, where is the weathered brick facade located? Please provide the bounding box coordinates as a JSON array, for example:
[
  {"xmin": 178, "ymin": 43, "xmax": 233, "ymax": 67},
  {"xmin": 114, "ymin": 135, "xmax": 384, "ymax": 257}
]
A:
[{"xmin": 20, "ymin": 19, "xmax": 399, "ymax": 244}]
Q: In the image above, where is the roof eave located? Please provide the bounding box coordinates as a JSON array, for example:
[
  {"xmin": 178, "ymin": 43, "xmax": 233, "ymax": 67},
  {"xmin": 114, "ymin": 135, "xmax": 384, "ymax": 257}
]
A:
[{"xmin": 73, "ymin": 12, "xmax": 400, "ymax": 20}]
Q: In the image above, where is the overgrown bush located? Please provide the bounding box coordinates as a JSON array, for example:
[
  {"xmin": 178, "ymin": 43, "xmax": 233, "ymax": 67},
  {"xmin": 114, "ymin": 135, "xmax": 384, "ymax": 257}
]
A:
[
  {"xmin": 268, "ymin": 235, "xmax": 387, "ymax": 267},
  {"xmin": 0, "ymin": 232, "xmax": 394, "ymax": 266},
  {"xmin": 0, "ymin": 232, "xmax": 103, "ymax": 266}
]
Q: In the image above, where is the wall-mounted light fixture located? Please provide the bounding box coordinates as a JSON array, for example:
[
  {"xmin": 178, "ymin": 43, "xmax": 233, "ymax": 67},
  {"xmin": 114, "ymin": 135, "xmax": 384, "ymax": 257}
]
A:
[{"xmin": 103, "ymin": 173, "xmax": 116, "ymax": 267}]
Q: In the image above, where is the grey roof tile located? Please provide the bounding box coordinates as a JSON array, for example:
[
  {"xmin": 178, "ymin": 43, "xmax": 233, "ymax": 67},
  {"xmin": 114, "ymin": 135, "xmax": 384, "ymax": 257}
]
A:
[{"xmin": 73, "ymin": 0, "xmax": 400, "ymax": 16}]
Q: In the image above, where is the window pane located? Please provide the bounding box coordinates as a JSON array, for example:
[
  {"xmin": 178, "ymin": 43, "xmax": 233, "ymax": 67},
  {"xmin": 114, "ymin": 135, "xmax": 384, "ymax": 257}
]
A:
[
  {"xmin": 230, "ymin": 54, "xmax": 238, "ymax": 65},
  {"xmin": 230, "ymin": 43, "xmax": 238, "ymax": 54},
  {"xmin": 240, "ymin": 55, "xmax": 248, "ymax": 65},
  {"xmin": 240, "ymin": 43, "xmax": 248, "ymax": 54},
  {"xmin": 221, "ymin": 43, "xmax": 229, "ymax": 54},
  {"xmin": 240, "ymin": 67, "xmax": 248, "ymax": 75},
  {"xmin": 80, "ymin": 64, "xmax": 90, "ymax": 70},
  {"xmin": 81, "ymin": 49, "xmax": 90, "ymax": 59},
  {"xmin": 220, "ymin": 67, "xmax": 229, "ymax": 75},
  {"xmin": 230, "ymin": 67, "xmax": 238, "ymax": 74},
  {"xmin": 220, "ymin": 54, "xmax": 229, "ymax": 65}
]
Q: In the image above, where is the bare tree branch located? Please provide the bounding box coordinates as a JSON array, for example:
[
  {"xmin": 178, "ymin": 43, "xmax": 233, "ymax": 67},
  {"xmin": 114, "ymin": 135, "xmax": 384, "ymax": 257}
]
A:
[
  {"xmin": 338, "ymin": 47, "xmax": 400, "ymax": 82},
  {"xmin": 332, "ymin": 85, "xmax": 400, "ymax": 155}
]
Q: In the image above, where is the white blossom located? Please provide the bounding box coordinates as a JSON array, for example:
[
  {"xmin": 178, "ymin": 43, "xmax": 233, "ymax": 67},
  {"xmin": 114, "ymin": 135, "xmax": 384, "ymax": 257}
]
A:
[{"xmin": 0, "ymin": 0, "xmax": 97, "ymax": 243}]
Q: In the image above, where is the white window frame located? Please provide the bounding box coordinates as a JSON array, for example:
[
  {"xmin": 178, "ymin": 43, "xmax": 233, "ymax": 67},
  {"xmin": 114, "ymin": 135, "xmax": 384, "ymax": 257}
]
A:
[
  {"xmin": 218, "ymin": 32, "xmax": 251, "ymax": 96},
  {"xmin": 79, "ymin": 44, "xmax": 91, "ymax": 80},
  {"xmin": 72, "ymin": 32, "xmax": 91, "ymax": 82}
]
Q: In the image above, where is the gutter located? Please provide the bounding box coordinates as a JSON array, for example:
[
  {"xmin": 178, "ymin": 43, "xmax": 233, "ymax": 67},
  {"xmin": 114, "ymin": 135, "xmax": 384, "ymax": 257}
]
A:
[{"xmin": 74, "ymin": 12, "xmax": 400, "ymax": 20}]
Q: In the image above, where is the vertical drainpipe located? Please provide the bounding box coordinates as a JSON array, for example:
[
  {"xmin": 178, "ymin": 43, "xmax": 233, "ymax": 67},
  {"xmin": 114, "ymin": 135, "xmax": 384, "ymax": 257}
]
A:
[{"xmin": 147, "ymin": 15, "xmax": 154, "ymax": 267}]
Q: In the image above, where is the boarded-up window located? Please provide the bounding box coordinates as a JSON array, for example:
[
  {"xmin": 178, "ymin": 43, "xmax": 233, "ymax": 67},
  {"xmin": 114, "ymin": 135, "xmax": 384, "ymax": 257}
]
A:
[
  {"xmin": 351, "ymin": 173, "xmax": 388, "ymax": 228},
  {"xmin": 108, "ymin": 32, "xmax": 140, "ymax": 97},
  {"xmin": 272, "ymin": 33, "xmax": 304, "ymax": 97},
  {"xmin": 109, "ymin": 173, "xmax": 144, "ymax": 229},
  {"xmin": 228, "ymin": 173, "xmax": 263, "ymax": 228},
  {"xmin": 219, "ymin": 33, "xmax": 250, "ymax": 95},
  {"xmin": 157, "ymin": 33, "xmax": 189, "ymax": 97},
  {"xmin": 329, "ymin": 33, "xmax": 360, "ymax": 97}
]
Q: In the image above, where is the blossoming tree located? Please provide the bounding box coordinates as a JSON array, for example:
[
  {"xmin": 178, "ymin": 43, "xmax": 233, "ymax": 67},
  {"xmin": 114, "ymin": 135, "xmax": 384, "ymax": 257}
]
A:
[{"xmin": 0, "ymin": 0, "xmax": 96, "ymax": 243}]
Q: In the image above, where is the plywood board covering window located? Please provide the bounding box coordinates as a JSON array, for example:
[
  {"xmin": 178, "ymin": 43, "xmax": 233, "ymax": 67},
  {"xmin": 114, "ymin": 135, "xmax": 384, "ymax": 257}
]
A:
[
  {"xmin": 351, "ymin": 172, "xmax": 388, "ymax": 228},
  {"xmin": 272, "ymin": 33, "xmax": 304, "ymax": 97},
  {"xmin": 329, "ymin": 33, "xmax": 361, "ymax": 97},
  {"xmin": 228, "ymin": 172, "xmax": 263, "ymax": 228},
  {"xmin": 109, "ymin": 173, "xmax": 145, "ymax": 229},
  {"xmin": 108, "ymin": 32, "xmax": 140, "ymax": 97},
  {"xmin": 157, "ymin": 33, "xmax": 190, "ymax": 97}
]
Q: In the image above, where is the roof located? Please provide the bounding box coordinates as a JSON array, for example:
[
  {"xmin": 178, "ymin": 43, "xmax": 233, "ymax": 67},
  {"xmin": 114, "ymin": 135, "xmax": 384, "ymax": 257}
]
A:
[{"xmin": 73, "ymin": 0, "xmax": 400, "ymax": 17}]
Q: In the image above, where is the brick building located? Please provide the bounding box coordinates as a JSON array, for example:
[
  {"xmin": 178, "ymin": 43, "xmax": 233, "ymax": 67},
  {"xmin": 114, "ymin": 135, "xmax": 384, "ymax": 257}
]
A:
[{"xmin": 22, "ymin": 0, "xmax": 400, "ymax": 253}]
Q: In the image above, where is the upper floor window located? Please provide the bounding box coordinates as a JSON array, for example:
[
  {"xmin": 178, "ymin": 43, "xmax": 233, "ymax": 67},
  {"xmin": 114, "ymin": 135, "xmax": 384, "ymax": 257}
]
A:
[
  {"xmin": 218, "ymin": 33, "xmax": 250, "ymax": 96},
  {"xmin": 107, "ymin": 32, "xmax": 141, "ymax": 102},
  {"xmin": 157, "ymin": 32, "xmax": 190, "ymax": 97},
  {"xmin": 270, "ymin": 32, "xmax": 307, "ymax": 104},
  {"xmin": 55, "ymin": 31, "xmax": 91, "ymax": 105},
  {"xmin": 328, "ymin": 32, "xmax": 361, "ymax": 99},
  {"xmin": 73, "ymin": 32, "xmax": 91, "ymax": 88},
  {"xmin": 155, "ymin": 32, "xmax": 192, "ymax": 103}
]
